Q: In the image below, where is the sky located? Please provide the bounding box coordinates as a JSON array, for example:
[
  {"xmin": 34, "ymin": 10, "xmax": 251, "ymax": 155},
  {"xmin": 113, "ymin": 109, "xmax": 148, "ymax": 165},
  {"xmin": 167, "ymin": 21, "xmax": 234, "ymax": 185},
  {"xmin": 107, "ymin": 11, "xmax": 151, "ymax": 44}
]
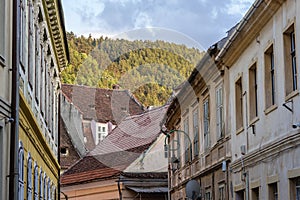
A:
[{"xmin": 61, "ymin": 0, "xmax": 255, "ymax": 50}]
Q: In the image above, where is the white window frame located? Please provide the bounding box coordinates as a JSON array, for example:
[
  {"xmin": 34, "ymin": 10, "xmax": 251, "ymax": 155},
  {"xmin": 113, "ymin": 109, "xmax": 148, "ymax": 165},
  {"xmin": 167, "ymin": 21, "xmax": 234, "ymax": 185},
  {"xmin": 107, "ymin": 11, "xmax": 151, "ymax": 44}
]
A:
[
  {"xmin": 18, "ymin": 141, "xmax": 24, "ymax": 200},
  {"xmin": 27, "ymin": 153, "xmax": 33, "ymax": 200},
  {"xmin": 39, "ymin": 169, "xmax": 43, "ymax": 200},
  {"xmin": 193, "ymin": 108, "xmax": 199, "ymax": 157},
  {"xmin": 34, "ymin": 162, "xmax": 38, "ymax": 200},
  {"xmin": 216, "ymin": 85, "xmax": 224, "ymax": 139},
  {"xmin": 203, "ymin": 98, "xmax": 210, "ymax": 149}
]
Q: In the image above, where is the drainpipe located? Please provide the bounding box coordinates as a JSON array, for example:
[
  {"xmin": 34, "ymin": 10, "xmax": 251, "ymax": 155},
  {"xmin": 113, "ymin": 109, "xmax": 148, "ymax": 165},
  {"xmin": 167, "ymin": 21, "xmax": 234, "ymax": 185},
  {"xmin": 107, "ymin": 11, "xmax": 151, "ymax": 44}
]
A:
[
  {"xmin": 58, "ymin": 92, "xmax": 61, "ymax": 199},
  {"xmin": 9, "ymin": 0, "xmax": 20, "ymax": 199}
]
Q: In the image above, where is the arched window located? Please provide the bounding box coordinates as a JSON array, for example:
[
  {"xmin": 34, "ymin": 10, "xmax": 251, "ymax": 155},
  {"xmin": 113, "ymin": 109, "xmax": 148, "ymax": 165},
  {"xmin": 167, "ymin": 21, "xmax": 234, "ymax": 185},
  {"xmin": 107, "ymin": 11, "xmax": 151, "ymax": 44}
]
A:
[
  {"xmin": 47, "ymin": 180, "xmax": 51, "ymax": 200},
  {"xmin": 34, "ymin": 162, "xmax": 38, "ymax": 200},
  {"xmin": 27, "ymin": 153, "xmax": 33, "ymax": 200},
  {"xmin": 39, "ymin": 169, "xmax": 43, "ymax": 200},
  {"xmin": 20, "ymin": 0, "xmax": 27, "ymax": 66},
  {"xmin": 43, "ymin": 174, "xmax": 47, "ymax": 200},
  {"xmin": 18, "ymin": 141, "xmax": 24, "ymax": 200}
]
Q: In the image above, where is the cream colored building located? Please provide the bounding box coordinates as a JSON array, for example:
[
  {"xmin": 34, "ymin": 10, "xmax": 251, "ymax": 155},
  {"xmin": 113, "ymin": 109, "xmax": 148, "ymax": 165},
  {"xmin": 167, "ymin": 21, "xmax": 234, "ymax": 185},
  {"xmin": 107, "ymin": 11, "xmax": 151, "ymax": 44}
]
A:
[
  {"xmin": 216, "ymin": 0, "xmax": 300, "ymax": 199},
  {"xmin": 0, "ymin": 0, "xmax": 13, "ymax": 199},
  {"xmin": 164, "ymin": 36, "xmax": 232, "ymax": 199}
]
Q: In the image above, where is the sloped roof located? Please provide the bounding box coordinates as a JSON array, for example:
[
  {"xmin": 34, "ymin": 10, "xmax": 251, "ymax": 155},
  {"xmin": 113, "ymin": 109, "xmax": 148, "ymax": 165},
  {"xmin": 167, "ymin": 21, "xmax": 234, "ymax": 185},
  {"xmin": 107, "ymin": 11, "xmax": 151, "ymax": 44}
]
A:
[
  {"xmin": 61, "ymin": 84, "xmax": 145, "ymax": 124},
  {"xmin": 90, "ymin": 106, "xmax": 168, "ymax": 155},
  {"xmin": 60, "ymin": 106, "xmax": 168, "ymax": 186},
  {"xmin": 60, "ymin": 118, "xmax": 81, "ymax": 170}
]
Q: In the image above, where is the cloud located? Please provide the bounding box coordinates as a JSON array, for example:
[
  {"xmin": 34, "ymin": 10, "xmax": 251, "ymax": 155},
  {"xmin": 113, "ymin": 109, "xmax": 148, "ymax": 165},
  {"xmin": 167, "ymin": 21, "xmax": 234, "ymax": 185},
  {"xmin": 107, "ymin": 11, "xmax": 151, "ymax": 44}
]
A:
[{"xmin": 62, "ymin": 0, "xmax": 255, "ymax": 49}]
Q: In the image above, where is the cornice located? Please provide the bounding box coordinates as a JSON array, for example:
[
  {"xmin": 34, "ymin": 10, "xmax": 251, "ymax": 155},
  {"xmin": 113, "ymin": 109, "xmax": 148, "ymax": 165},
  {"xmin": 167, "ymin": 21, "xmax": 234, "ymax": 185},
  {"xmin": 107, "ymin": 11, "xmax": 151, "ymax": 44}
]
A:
[
  {"xmin": 231, "ymin": 130, "xmax": 300, "ymax": 170},
  {"xmin": 43, "ymin": 0, "xmax": 68, "ymax": 71}
]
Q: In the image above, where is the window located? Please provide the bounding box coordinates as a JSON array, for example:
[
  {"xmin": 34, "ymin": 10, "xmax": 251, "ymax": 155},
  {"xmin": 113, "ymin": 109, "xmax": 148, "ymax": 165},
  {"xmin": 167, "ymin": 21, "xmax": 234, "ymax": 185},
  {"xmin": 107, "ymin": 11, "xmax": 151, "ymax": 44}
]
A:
[
  {"xmin": 203, "ymin": 98, "xmax": 210, "ymax": 149},
  {"xmin": 20, "ymin": 0, "xmax": 27, "ymax": 70},
  {"xmin": 28, "ymin": 0, "xmax": 35, "ymax": 88},
  {"xmin": 205, "ymin": 190, "xmax": 211, "ymax": 200},
  {"xmin": 0, "ymin": 0, "xmax": 5, "ymax": 61},
  {"xmin": 216, "ymin": 85, "xmax": 224, "ymax": 139},
  {"xmin": 183, "ymin": 117, "xmax": 191, "ymax": 163},
  {"xmin": 235, "ymin": 190, "xmax": 245, "ymax": 200},
  {"xmin": 249, "ymin": 63, "xmax": 258, "ymax": 120},
  {"xmin": 290, "ymin": 177, "xmax": 300, "ymax": 200},
  {"xmin": 60, "ymin": 147, "xmax": 68, "ymax": 156},
  {"xmin": 268, "ymin": 182, "xmax": 278, "ymax": 200},
  {"xmin": 27, "ymin": 153, "xmax": 33, "ymax": 200},
  {"xmin": 235, "ymin": 77, "xmax": 243, "ymax": 131},
  {"xmin": 34, "ymin": 163, "xmax": 38, "ymax": 200},
  {"xmin": 40, "ymin": 46, "xmax": 44, "ymax": 116},
  {"xmin": 43, "ymin": 174, "xmax": 47, "ymax": 200},
  {"xmin": 219, "ymin": 184, "xmax": 225, "ymax": 200},
  {"xmin": 284, "ymin": 24, "xmax": 297, "ymax": 95},
  {"xmin": 252, "ymin": 187, "xmax": 259, "ymax": 200},
  {"xmin": 193, "ymin": 108, "xmax": 199, "ymax": 157},
  {"xmin": 18, "ymin": 142, "xmax": 24, "ymax": 200},
  {"xmin": 176, "ymin": 130, "xmax": 181, "ymax": 167},
  {"xmin": 295, "ymin": 178, "xmax": 300, "ymax": 200},
  {"xmin": 39, "ymin": 169, "xmax": 43, "ymax": 200},
  {"xmin": 47, "ymin": 180, "xmax": 51, "ymax": 200},
  {"xmin": 35, "ymin": 25, "xmax": 40, "ymax": 104},
  {"xmin": 264, "ymin": 45, "xmax": 276, "ymax": 108}
]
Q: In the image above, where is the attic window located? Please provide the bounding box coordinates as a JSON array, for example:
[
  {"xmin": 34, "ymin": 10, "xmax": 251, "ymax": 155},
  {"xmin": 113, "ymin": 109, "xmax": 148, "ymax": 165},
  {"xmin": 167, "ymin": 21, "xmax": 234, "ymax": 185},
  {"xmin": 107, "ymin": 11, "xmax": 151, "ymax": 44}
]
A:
[{"xmin": 60, "ymin": 147, "xmax": 68, "ymax": 156}]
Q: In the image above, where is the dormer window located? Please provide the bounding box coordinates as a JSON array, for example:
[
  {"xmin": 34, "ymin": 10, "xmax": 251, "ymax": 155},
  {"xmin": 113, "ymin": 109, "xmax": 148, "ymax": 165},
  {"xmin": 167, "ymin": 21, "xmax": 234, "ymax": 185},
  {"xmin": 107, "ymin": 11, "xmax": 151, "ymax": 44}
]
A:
[{"xmin": 60, "ymin": 147, "xmax": 68, "ymax": 156}]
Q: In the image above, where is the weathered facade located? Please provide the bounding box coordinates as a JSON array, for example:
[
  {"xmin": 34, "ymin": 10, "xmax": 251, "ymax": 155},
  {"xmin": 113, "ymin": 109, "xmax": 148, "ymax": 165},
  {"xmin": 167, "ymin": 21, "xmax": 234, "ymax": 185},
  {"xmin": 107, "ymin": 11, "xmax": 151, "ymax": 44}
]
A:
[
  {"xmin": 216, "ymin": 0, "xmax": 300, "ymax": 199},
  {"xmin": 13, "ymin": 0, "xmax": 68, "ymax": 199},
  {"xmin": 164, "ymin": 35, "xmax": 232, "ymax": 199},
  {"xmin": 0, "ymin": 0, "xmax": 13, "ymax": 199}
]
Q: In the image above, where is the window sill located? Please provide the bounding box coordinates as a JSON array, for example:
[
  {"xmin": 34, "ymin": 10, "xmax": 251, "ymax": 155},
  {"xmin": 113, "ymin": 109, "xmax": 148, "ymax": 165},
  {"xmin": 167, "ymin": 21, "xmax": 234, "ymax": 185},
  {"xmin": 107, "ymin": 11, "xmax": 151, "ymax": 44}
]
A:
[
  {"xmin": 236, "ymin": 127, "xmax": 244, "ymax": 135},
  {"xmin": 285, "ymin": 90, "xmax": 299, "ymax": 102},
  {"xmin": 264, "ymin": 104, "xmax": 278, "ymax": 115},
  {"xmin": 249, "ymin": 117, "xmax": 259, "ymax": 126}
]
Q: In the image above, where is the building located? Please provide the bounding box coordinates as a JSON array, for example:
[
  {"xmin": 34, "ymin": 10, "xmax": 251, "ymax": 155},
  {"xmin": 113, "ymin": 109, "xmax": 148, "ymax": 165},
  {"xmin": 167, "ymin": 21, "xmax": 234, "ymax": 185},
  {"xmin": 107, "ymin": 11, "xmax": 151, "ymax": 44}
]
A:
[
  {"xmin": 60, "ymin": 106, "xmax": 168, "ymax": 200},
  {"xmin": 216, "ymin": 0, "xmax": 300, "ymax": 199},
  {"xmin": 61, "ymin": 84, "xmax": 145, "ymax": 147},
  {"xmin": 163, "ymin": 34, "xmax": 232, "ymax": 199},
  {"xmin": 59, "ymin": 84, "xmax": 145, "ymax": 171},
  {"xmin": 9, "ymin": 0, "xmax": 69, "ymax": 199},
  {"xmin": 0, "ymin": 0, "xmax": 13, "ymax": 199}
]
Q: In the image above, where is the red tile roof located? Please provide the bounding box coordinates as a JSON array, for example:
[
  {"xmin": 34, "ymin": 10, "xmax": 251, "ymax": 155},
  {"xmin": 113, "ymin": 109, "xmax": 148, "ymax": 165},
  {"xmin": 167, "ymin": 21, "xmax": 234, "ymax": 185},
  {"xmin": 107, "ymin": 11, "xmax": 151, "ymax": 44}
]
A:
[
  {"xmin": 60, "ymin": 106, "xmax": 168, "ymax": 185},
  {"xmin": 61, "ymin": 84, "xmax": 145, "ymax": 124},
  {"xmin": 90, "ymin": 106, "xmax": 168, "ymax": 155}
]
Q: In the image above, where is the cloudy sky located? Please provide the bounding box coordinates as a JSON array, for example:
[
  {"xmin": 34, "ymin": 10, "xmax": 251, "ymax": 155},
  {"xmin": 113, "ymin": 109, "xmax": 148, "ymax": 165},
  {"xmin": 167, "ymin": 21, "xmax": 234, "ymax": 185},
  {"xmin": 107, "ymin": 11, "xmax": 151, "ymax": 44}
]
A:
[{"xmin": 61, "ymin": 0, "xmax": 255, "ymax": 49}]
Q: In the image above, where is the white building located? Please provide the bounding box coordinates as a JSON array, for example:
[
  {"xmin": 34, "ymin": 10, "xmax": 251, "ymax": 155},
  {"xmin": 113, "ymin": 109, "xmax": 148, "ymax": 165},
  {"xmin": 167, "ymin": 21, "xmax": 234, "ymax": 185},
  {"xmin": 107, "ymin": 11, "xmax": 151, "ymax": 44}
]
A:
[{"xmin": 216, "ymin": 0, "xmax": 300, "ymax": 199}]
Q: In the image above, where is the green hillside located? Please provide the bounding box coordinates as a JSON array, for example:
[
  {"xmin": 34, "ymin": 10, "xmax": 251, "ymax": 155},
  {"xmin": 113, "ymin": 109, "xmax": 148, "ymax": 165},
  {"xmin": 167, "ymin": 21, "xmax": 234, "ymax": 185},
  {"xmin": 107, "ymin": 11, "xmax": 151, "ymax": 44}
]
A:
[{"xmin": 61, "ymin": 32, "xmax": 205, "ymax": 106}]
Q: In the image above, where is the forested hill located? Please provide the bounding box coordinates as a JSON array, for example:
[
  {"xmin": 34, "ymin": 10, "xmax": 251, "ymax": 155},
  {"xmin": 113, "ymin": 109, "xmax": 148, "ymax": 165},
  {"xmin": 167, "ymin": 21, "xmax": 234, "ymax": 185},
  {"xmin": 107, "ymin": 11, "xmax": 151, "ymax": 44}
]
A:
[{"xmin": 61, "ymin": 32, "xmax": 205, "ymax": 106}]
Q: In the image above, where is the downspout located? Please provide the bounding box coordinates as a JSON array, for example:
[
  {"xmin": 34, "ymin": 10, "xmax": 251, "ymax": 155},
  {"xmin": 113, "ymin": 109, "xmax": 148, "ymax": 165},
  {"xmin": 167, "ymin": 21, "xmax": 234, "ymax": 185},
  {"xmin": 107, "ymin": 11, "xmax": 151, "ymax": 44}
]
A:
[
  {"xmin": 118, "ymin": 176, "xmax": 122, "ymax": 200},
  {"xmin": 58, "ymin": 92, "xmax": 61, "ymax": 199},
  {"xmin": 9, "ymin": 0, "xmax": 20, "ymax": 199}
]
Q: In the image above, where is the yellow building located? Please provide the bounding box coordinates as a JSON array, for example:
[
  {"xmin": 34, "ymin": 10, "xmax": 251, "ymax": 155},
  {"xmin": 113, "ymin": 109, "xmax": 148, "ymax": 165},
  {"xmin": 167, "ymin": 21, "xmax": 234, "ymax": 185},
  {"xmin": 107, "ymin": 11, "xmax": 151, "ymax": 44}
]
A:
[{"xmin": 8, "ymin": 0, "xmax": 68, "ymax": 199}]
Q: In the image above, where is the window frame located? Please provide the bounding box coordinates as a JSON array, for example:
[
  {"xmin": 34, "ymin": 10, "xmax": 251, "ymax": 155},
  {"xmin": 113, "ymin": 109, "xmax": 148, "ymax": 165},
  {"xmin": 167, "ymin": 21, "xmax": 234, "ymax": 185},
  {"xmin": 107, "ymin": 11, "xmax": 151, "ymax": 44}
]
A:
[
  {"xmin": 264, "ymin": 44, "xmax": 276, "ymax": 109},
  {"xmin": 183, "ymin": 116, "xmax": 191, "ymax": 163},
  {"xmin": 235, "ymin": 77, "xmax": 243, "ymax": 132},
  {"xmin": 27, "ymin": 153, "xmax": 33, "ymax": 200},
  {"xmin": 203, "ymin": 97, "xmax": 210, "ymax": 149},
  {"xmin": 193, "ymin": 107, "xmax": 199, "ymax": 157},
  {"xmin": 284, "ymin": 23, "xmax": 298, "ymax": 96},
  {"xmin": 249, "ymin": 63, "xmax": 258, "ymax": 121},
  {"xmin": 18, "ymin": 141, "xmax": 25, "ymax": 200},
  {"xmin": 216, "ymin": 84, "xmax": 224, "ymax": 139}
]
